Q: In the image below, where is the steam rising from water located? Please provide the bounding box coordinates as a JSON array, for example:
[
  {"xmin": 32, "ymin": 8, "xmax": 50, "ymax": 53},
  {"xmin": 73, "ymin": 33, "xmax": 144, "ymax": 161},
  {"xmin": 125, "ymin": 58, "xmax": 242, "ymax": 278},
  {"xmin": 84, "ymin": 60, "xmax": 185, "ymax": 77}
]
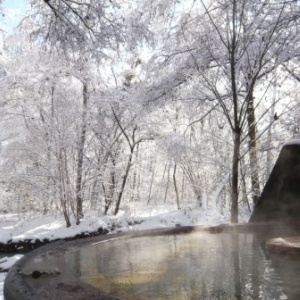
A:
[{"xmin": 76, "ymin": 232, "xmax": 290, "ymax": 299}]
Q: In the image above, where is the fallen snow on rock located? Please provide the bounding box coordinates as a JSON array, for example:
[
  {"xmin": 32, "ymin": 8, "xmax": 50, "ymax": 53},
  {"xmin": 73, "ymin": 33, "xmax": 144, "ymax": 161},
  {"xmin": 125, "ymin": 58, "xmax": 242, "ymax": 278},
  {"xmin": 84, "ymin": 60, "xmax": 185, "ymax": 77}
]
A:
[
  {"xmin": 0, "ymin": 272, "xmax": 6, "ymax": 300},
  {"xmin": 283, "ymin": 139, "xmax": 300, "ymax": 146},
  {"xmin": 0, "ymin": 255, "xmax": 24, "ymax": 300},
  {"xmin": 0, "ymin": 255, "xmax": 24, "ymax": 272}
]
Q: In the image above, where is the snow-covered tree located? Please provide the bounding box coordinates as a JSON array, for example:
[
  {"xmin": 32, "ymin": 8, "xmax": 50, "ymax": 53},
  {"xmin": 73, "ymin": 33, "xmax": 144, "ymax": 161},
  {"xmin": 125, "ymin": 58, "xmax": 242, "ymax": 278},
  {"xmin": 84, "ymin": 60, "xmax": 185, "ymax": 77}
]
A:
[{"xmin": 129, "ymin": 0, "xmax": 300, "ymax": 222}]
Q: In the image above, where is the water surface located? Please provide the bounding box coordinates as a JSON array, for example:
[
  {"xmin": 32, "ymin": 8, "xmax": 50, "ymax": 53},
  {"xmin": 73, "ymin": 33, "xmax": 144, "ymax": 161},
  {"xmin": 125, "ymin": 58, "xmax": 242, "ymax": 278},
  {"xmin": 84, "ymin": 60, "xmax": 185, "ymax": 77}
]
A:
[{"xmin": 72, "ymin": 231, "xmax": 299, "ymax": 299}]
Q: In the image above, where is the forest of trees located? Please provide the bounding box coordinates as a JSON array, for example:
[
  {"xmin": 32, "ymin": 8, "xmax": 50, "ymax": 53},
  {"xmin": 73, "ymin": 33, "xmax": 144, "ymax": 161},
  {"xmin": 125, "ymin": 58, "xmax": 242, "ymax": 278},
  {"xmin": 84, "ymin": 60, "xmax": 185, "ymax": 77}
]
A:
[{"xmin": 0, "ymin": 0, "xmax": 300, "ymax": 226}]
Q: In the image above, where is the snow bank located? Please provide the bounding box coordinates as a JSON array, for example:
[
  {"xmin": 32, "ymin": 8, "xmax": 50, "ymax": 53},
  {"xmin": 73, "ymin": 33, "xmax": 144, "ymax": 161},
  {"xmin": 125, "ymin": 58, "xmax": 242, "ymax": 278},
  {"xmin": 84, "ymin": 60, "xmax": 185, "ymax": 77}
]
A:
[
  {"xmin": 0, "ymin": 215, "xmax": 108, "ymax": 244},
  {"xmin": 0, "ymin": 207, "xmax": 231, "ymax": 245}
]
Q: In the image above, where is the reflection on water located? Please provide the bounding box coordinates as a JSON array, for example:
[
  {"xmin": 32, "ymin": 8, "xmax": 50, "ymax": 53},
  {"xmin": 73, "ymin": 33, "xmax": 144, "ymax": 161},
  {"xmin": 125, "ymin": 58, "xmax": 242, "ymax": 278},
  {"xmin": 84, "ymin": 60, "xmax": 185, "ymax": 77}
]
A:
[
  {"xmin": 68, "ymin": 232, "xmax": 299, "ymax": 300},
  {"xmin": 268, "ymin": 253, "xmax": 300, "ymax": 300}
]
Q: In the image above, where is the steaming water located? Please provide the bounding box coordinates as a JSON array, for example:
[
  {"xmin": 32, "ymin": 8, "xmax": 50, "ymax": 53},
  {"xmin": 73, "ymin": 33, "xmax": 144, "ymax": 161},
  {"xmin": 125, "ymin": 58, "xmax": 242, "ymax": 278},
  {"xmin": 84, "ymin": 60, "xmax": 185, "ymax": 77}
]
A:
[{"xmin": 73, "ymin": 232, "xmax": 299, "ymax": 300}]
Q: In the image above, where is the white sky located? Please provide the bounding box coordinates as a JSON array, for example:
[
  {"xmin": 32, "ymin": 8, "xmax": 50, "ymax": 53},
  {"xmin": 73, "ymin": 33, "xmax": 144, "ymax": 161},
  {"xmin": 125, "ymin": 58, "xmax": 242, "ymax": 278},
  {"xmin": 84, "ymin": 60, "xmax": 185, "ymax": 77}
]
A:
[{"xmin": 2, "ymin": 0, "xmax": 28, "ymax": 33}]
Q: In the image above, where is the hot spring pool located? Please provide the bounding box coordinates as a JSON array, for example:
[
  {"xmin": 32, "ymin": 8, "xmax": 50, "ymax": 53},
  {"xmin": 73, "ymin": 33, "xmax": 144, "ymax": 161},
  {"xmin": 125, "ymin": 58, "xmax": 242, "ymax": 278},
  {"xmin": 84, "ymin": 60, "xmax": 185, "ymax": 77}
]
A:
[
  {"xmin": 4, "ymin": 225, "xmax": 300, "ymax": 299},
  {"xmin": 77, "ymin": 232, "xmax": 298, "ymax": 300}
]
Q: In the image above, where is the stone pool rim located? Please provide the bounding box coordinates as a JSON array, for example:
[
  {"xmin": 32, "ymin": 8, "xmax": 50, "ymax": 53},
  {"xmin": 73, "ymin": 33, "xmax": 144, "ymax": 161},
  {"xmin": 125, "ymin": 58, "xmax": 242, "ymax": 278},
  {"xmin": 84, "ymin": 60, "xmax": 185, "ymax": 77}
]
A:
[
  {"xmin": 4, "ymin": 222, "xmax": 300, "ymax": 300},
  {"xmin": 266, "ymin": 236, "xmax": 300, "ymax": 255}
]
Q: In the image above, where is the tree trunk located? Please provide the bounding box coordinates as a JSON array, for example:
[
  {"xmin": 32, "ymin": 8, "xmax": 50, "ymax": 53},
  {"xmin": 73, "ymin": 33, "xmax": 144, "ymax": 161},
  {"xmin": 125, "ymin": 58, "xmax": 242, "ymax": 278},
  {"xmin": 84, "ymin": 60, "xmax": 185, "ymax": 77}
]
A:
[
  {"xmin": 266, "ymin": 84, "xmax": 277, "ymax": 182},
  {"xmin": 173, "ymin": 164, "xmax": 180, "ymax": 210},
  {"xmin": 131, "ymin": 143, "xmax": 140, "ymax": 202},
  {"xmin": 231, "ymin": 128, "xmax": 241, "ymax": 223},
  {"xmin": 104, "ymin": 157, "xmax": 116, "ymax": 215},
  {"xmin": 75, "ymin": 83, "xmax": 88, "ymax": 224},
  {"xmin": 230, "ymin": 0, "xmax": 240, "ymax": 224},
  {"xmin": 114, "ymin": 149, "xmax": 134, "ymax": 215},
  {"xmin": 58, "ymin": 149, "xmax": 71, "ymax": 227},
  {"xmin": 247, "ymin": 88, "xmax": 260, "ymax": 205},
  {"xmin": 163, "ymin": 164, "xmax": 171, "ymax": 204},
  {"xmin": 147, "ymin": 156, "xmax": 156, "ymax": 205},
  {"xmin": 90, "ymin": 154, "xmax": 102, "ymax": 210},
  {"xmin": 240, "ymin": 158, "xmax": 251, "ymax": 213}
]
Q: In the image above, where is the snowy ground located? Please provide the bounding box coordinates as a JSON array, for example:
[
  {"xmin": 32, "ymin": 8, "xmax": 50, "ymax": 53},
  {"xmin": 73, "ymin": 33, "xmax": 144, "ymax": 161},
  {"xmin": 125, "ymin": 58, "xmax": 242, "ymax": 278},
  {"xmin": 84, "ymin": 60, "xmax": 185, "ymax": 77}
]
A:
[{"xmin": 0, "ymin": 205, "xmax": 251, "ymax": 299}]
